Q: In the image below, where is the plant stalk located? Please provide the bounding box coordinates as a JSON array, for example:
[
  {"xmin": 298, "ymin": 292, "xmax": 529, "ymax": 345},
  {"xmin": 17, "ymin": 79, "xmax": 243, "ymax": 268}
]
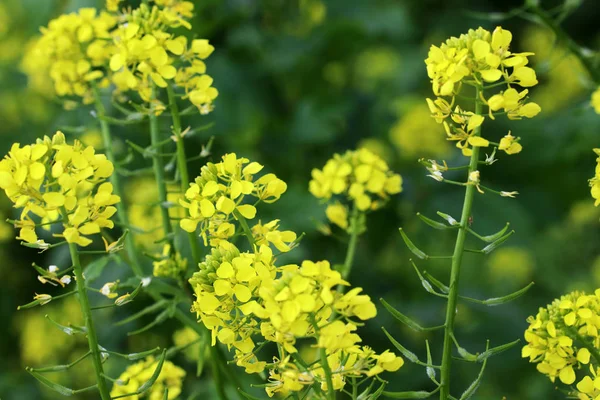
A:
[
  {"xmin": 92, "ymin": 85, "xmax": 144, "ymax": 277},
  {"xmin": 62, "ymin": 211, "xmax": 111, "ymax": 399},
  {"xmin": 340, "ymin": 206, "xmax": 360, "ymax": 282},
  {"xmin": 439, "ymin": 88, "xmax": 483, "ymax": 400},
  {"xmin": 166, "ymin": 83, "xmax": 202, "ymax": 264},
  {"xmin": 149, "ymin": 85, "xmax": 174, "ymax": 243}
]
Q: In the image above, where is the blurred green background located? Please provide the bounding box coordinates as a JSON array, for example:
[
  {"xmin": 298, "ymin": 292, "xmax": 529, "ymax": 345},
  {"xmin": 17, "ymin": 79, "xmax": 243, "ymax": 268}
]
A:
[{"xmin": 1, "ymin": 0, "xmax": 599, "ymax": 399}]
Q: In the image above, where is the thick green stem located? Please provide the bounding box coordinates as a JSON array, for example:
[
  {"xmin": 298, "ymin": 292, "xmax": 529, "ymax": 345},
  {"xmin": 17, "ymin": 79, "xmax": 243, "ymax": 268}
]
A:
[
  {"xmin": 439, "ymin": 89, "xmax": 482, "ymax": 400},
  {"xmin": 166, "ymin": 83, "xmax": 202, "ymax": 264},
  {"xmin": 92, "ymin": 85, "xmax": 144, "ymax": 277},
  {"xmin": 149, "ymin": 85, "xmax": 174, "ymax": 243},
  {"xmin": 531, "ymin": 6, "xmax": 600, "ymax": 84},
  {"xmin": 62, "ymin": 212, "xmax": 111, "ymax": 399}
]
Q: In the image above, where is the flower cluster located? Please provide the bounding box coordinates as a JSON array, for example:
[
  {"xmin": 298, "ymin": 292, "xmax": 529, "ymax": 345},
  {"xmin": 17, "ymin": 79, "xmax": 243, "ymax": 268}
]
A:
[
  {"xmin": 22, "ymin": 1, "xmax": 218, "ymax": 113},
  {"xmin": 522, "ymin": 290, "xmax": 600, "ymax": 393},
  {"xmin": 179, "ymin": 153, "xmax": 287, "ymax": 245},
  {"xmin": 109, "ymin": 1, "xmax": 218, "ymax": 113},
  {"xmin": 110, "ymin": 356, "xmax": 186, "ymax": 400},
  {"xmin": 590, "ymin": 149, "xmax": 600, "ymax": 207},
  {"xmin": 0, "ymin": 131, "xmax": 119, "ymax": 247},
  {"xmin": 189, "ymin": 241, "xmax": 276, "ymax": 355},
  {"xmin": 425, "ymin": 26, "xmax": 541, "ymax": 156},
  {"xmin": 309, "ymin": 148, "xmax": 402, "ymax": 230},
  {"xmin": 186, "ymin": 153, "xmax": 404, "ymax": 397},
  {"xmin": 22, "ymin": 9, "xmax": 116, "ymax": 104}
]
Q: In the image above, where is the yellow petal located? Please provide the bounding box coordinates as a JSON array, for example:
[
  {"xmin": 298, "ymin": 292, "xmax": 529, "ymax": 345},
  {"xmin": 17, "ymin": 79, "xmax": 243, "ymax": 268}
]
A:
[{"xmin": 236, "ymin": 204, "xmax": 256, "ymax": 219}]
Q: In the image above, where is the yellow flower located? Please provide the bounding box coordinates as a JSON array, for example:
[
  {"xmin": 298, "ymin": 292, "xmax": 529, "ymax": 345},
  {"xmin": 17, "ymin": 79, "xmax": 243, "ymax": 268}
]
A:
[
  {"xmin": 498, "ymin": 132, "xmax": 522, "ymax": 155},
  {"xmin": 109, "ymin": 2, "xmax": 218, "ymax": 113},
  {"xmin": 110, "ymin": 356, "xmax": 186, "ymax": 400},
  {"xmin": 252, "ymin": 220, "xmax": 297, "ymax": 252},
  {"xmin": 590, "ymin": 149, "xmax": 600, "ymax": 207},
  {"xmin": 0, "ymin": 131, "xmax": 119, "ymax": 247},
  {"xmin": 22, "ymin": 9, "xmax": 116, "ymax": 105},
  {"xmin": 523, "ymin": 290, "xmax": 600, "ymax": 385},
  {"xmin": 325, "ymin": 202, "xmax": 348, "ymax": 230},
  {"xmin": 179, "ymin": 153, "xmax": 287, "ymax": 244},
  {"xmin": 310, "ymin": 147, "xmax": 402, "ymax": 212}
]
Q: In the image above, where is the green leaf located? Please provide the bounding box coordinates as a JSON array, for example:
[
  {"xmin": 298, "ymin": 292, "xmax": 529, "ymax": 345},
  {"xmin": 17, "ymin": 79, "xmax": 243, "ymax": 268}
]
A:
[
  {"xmin": 137, "ymin": 349, "xmax": 167, "ymax": 394},
  {"xmin": 460, "ymin": 282, "xmax": 534, "ymax": 306},
  {"xmin": 381, "ymin": 327, "xmax": 420, "ymax": 364},
  {"xmin": 459, "ymin": 343, "xmax": 489, "ymax": 400},
  {"xmin": 476, "ymin": 339, "xmax": 520, "ymax": 362},
  {"xmin": 380, "ymin": 298, "xmax": 444, "ymax": 332},
  {"xmin": 26, "ymin": 368, "xmax": 97, "ymax": 396},
  {"xmin": 416, "ymin": 213, "xmax": 455, "ymax": 230},
  {"xmin": 399, "ymin": 228, "xmax": 428, "ymax": 259},
  {"xmin": 83, "ymin": 256, "xmax": 110, "ymax": 283},
  {"xmin": 481, "ymin": 230, "xmax": 515, "ymax": 254}
]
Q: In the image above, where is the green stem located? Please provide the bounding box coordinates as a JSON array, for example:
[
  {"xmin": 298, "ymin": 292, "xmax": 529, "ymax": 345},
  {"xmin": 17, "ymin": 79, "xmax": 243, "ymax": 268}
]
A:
[
  {"xmin": 149, "ymin": 85, "xmax": 174, "ymax": 244},
  {"xmin": 439, "ymin": 88, "xmax": 483, "ymax": 400},
  {"xmin": 309, "ymin": 315, "xmax": 335, "ymax": 400},
  {"xmin": 62, "ymin": 212, "xmax": 111, "ymax": 399},
  {"xmin": 341, "ymin": 206, "xmax": 360, "ymax": 280},
  {"xmin": 233, "ymin": 209, "xmax": 256, "ymax": 250},
  {"xmin": 531, "ymin": 5, "xmax": 600, "ymax": 84},
  {"xmin": 92, "ymin": 84, "xmax": 144, "ymax": 277},
  {"xmin": 337, "ymin": 206, "xmax": 360, "ymax": 294},
  {"xmin": 166, "ymin": 83, "xmax": 202, "ymax": 264}
]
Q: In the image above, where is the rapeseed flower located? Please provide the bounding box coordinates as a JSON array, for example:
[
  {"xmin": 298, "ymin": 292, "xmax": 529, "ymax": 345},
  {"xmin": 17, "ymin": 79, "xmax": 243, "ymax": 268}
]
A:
[
  {"xmin": 309, "ymin": 148, "xmax": 402, "ymax": 229},
  {"xmin": 110, "ymin": 356, "xmax": 186, "ymax": 400},
  {"xmin": 523, "ymin": 290, "xmax": 600, "ymax": 385},
  {"xmin": 0, "ymin": 131, "xmax": 119, "ymax": 247},
  {"xmin": 22, "ymin": 9, "xmax": 116, "ymax": 104},
  {"xmin": 425, "ymin": 26, "xmax": 541, "ymax": 155},
  {"xmin": 179, "ymin": 153, "xmax": 287, "ymax": 244}
]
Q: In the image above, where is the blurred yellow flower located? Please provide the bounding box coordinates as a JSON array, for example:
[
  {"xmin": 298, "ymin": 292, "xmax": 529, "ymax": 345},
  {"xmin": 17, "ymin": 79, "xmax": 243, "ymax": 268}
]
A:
[{"xmin": 389, "ymin": 100, "xmax": 449, "ymax": 158}]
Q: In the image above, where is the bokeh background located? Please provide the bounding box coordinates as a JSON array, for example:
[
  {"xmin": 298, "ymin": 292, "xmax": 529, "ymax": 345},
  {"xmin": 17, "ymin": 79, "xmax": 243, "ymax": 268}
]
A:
[{"xmin": 1, "ymin": 0, "xmax": 599, "ymax": 399}]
